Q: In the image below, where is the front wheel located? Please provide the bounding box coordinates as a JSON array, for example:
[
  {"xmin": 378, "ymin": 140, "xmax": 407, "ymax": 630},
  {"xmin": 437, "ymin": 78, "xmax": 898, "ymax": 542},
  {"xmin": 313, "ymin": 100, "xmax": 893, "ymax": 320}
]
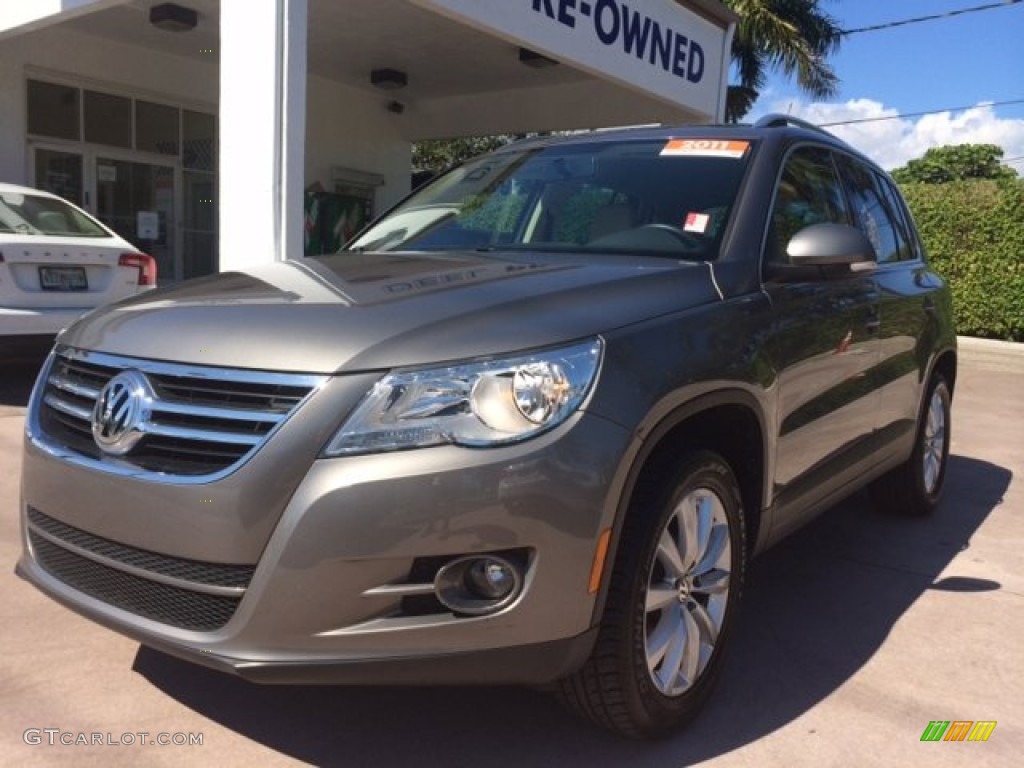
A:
[
  {"xmin": 870, "ymin": 374, "xmax": 952, "ymax": 516},
  {"xmin": 557, "ymin": 451, "xmax": 746, "ymax": 738}
]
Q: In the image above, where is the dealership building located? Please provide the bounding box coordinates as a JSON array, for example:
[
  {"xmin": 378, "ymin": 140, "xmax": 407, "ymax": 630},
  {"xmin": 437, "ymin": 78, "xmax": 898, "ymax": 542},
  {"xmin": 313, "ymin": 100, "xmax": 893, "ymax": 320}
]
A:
[{"xmin": 0, "ymin": 0, "xmax": 736, "ymax": 282}]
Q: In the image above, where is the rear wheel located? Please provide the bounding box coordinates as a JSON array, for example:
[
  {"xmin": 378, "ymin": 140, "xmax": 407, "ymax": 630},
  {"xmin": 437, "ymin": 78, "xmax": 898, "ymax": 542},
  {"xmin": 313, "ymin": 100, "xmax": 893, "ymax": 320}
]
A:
[
  {"xmin": 870, "ymin": 374, "xmax": 951, "ymax": 516},
  {"xmin": 557, "ymin": 451, "xmax": 746, "ymax": 738}
]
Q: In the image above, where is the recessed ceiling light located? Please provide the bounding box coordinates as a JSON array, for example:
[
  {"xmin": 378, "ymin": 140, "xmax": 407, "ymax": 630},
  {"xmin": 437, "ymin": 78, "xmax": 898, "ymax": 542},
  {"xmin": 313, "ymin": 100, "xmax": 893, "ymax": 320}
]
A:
[
  {"xmin": 370, "ymin": 69, "xmax": 409, "ymax": 91},
  {"xmin": 149, "ymin": 3, "xmax": 198, "ymax": 32}
]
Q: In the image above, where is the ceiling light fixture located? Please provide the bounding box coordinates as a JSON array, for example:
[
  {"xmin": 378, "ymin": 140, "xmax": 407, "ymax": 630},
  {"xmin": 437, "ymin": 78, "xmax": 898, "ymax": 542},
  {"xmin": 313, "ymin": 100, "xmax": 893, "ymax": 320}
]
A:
[
  {"xmin": 149, "ymin": 3, "xmax": 198, "ymax": 32},
  {"xmin": 518, "ymin": 48, "xmax": 558, "ymax": 68},
  {"xmin": 370, "ymin": 69, "xmax": 409, "ymax": 91}
]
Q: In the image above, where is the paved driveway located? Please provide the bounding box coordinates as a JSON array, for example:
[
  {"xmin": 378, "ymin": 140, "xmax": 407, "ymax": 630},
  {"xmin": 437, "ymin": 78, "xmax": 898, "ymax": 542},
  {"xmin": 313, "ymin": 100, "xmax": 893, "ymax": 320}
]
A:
[{"xmin": 1, "ymin": 345, "xmax": 1021, "ymax": 767}]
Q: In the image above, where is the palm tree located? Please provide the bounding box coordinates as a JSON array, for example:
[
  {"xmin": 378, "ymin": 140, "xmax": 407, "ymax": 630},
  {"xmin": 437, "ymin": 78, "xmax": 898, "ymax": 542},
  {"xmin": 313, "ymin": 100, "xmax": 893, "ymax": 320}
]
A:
[{"xmin": 723, "ymin": 0, "xmax": 843, "ymax": 122}]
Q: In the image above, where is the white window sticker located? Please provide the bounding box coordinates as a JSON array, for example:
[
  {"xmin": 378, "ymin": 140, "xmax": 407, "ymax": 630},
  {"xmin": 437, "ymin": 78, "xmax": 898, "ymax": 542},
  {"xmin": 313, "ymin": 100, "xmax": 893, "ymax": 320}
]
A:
[{"xmin": 684, "ymin": 212, "xmax": 710, "ymax": 233}]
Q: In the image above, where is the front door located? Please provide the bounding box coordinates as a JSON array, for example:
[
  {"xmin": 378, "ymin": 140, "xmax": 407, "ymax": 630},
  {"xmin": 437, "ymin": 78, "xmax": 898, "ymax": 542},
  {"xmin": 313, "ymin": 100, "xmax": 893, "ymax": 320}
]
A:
[
  {"xmin": 763, "ymin": 145, "xmax": 882, "ymax": 540},
  {"xmin": 94, "ymin": 158, "xmax": 177, "ymax": 281}
]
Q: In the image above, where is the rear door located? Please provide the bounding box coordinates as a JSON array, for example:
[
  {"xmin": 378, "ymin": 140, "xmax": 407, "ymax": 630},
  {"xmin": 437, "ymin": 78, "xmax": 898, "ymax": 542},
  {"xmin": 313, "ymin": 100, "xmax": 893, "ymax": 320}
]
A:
[{"xmin": 761, "ymin": 145, "xmax": 882, "ymax": 539}]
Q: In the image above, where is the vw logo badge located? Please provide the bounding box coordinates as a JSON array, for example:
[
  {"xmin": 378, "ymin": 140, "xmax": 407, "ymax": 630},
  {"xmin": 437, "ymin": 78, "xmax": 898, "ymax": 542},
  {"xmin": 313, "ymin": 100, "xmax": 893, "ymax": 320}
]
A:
[{"xmin": 91, "ymin": 370, "xmax": 150, "ymax": 455}]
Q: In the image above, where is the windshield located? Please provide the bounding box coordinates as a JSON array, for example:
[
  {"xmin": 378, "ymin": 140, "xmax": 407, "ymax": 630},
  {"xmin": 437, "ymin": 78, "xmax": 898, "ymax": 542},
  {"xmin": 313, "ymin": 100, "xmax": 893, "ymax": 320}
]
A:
[
  {"xmin": 348, "ymin": 138, "xmax": 753, "ymax": 259},
  {"xmin": 0, "ymin": 191, "xmax": 110, "ymax": 237}
]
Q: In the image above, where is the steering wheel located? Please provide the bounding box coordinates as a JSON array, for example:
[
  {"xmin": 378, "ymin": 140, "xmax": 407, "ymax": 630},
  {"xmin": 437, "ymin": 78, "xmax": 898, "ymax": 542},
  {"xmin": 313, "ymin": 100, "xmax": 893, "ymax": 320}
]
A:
[{"xmin": 637, "ymin": 223, "xmax": 703, "ymax": 249}]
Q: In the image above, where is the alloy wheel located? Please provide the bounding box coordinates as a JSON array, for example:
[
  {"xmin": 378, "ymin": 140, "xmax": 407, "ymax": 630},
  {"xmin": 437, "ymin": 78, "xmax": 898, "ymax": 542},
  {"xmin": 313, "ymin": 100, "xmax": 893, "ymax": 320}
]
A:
[
  {"xmin": 922, "ymin": 387, "xmax": 947, "ymax": 495},
  {"xmin": 643, "ymin": 487, "xmax": 732, "ymax": 697}
]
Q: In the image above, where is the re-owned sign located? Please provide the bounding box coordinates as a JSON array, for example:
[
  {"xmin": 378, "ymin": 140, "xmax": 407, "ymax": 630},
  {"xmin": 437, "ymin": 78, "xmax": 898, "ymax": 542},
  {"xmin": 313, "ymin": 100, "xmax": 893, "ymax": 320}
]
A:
[{"xmin": 530, "ymin": 0, "xmax": 705, "ymax": 84}]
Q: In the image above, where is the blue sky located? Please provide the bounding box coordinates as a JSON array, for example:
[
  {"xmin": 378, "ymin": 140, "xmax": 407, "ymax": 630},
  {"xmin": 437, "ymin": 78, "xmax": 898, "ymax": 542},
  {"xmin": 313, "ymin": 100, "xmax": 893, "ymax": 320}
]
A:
[{"xmin": 747, "ymin": 0, "xmax": 1024, "ymax": 170}]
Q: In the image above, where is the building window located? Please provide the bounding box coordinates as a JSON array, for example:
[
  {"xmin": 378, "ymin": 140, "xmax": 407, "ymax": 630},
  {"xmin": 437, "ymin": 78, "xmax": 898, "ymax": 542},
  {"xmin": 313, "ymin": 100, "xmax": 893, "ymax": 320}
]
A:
[
  {"xmin": 183, "ymin": 109, "xmax": 216, "ymax": 171},
  {"xmin": 83, "ymin": 90, "xmax": 132, "ymax": 148},
  {"xmin": 27, "ymin": 77, "xmax": 219, "ymax": 279},
  {"xmin": 136, "ymin": 100, "xmax": 180, "ymax": 156},
  {"xmin": 27, "ymin": 80, "xmax": 80, "ymax": 140},
  {"xmin": 28, "ymin": 79, "xmax": 215, "ymax": 165},
  {"xmin": 34, "ymin": 149, "xmax": 83, "ymax": 205}
]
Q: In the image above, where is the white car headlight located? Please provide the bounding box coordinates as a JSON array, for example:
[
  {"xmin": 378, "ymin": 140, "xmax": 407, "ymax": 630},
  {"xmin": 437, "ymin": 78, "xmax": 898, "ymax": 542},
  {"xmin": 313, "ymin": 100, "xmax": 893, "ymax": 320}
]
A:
[{"xmin": 323, "ymin": 339, "xmax": 603, "ymax": 456}]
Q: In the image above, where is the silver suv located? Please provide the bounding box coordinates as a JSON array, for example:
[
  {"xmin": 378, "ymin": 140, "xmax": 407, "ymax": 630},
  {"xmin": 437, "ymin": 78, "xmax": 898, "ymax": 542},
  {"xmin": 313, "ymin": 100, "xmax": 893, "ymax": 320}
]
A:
[{"xmin": 18, "ymin": 117, "xmax": 956, "ymax": 738}]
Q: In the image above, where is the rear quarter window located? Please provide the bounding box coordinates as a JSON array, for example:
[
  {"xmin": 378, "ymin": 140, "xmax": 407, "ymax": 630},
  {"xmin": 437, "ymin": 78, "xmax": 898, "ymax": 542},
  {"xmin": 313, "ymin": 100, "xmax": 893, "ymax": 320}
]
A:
[{"xmin": 837, "ymin": 156, "xmax": 912, "ymax": 263}]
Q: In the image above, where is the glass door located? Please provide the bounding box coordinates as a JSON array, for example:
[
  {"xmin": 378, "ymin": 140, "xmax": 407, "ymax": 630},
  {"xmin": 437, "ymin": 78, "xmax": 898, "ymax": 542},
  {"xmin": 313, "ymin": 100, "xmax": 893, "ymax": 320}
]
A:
[
  {"xmin": 94, "ymin": 158, "xmax": 177, "ymax": 281},
  {"xmin": 33, "ymin": 147, "xmax": 85, "ymax": 206},
  {"xmin": 183, "ymin": 171, "xmax": 216, "ymax": 279}
]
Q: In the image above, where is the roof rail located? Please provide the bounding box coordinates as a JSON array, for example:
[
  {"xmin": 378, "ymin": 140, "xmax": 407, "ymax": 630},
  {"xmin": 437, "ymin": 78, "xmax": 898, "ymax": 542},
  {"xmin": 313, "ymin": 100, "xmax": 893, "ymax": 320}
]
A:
[{"xmin": 754, "ymin": 113, "xmax": 833, "ymax": 137}]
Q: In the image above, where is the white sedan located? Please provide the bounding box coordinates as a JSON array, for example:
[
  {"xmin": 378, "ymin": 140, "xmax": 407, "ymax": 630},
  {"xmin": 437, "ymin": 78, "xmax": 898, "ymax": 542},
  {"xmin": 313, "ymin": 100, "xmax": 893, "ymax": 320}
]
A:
[{"xmin": 0, "ymin": 182, "xmax": 156, "ymax": 344}]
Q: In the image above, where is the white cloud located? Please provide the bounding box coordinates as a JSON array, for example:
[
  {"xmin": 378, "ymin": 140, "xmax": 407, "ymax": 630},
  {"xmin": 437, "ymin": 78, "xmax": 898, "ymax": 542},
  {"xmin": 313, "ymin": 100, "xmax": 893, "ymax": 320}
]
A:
[{"xmin": 752, "ymin": 98, "xmax": 1024, "ymax": 173}]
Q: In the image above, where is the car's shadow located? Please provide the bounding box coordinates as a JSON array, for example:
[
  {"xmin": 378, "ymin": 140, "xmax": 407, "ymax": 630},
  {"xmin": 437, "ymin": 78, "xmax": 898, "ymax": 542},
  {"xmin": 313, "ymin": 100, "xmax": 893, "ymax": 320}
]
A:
[
  {"xmin": 134, "ymin": 454, "xmax": 1008, "ymax": 765},
  {"xmin": 0, "ymin": 347, "xmax": 48, "ymax": 407}
]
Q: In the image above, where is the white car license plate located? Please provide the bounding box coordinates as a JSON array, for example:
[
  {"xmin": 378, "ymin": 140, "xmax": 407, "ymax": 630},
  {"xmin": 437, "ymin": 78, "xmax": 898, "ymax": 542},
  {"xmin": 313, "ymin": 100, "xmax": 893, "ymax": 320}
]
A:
[{"xmin": 39, "ymin": 266, "xmax": 88, "ymax": 291}]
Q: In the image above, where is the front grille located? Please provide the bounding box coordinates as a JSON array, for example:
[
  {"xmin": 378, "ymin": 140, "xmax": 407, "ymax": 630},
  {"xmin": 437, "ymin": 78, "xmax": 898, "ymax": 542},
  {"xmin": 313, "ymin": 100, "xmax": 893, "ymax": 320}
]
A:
[
  {"xmin": 37, "ymin": 348, "xmax": 325, "ymax": 477},
  {"xmin": 28, "ymin": 508, "xmax": 254, "ymax": 588},
  {"xmin": 27, "ymin": 507, "xmax": 255, "ymax": 631}
]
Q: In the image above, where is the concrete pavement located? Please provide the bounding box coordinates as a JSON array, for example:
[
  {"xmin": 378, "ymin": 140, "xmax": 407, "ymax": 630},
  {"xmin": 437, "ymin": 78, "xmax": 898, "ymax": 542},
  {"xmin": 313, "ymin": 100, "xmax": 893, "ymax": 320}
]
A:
[
  {"xmin": 956, "ymin": 335, "xmax": 1024, "ymax": 374},
  {"xmin": 0, "ymin": 343, "xmax": 1021, "ymax": 767}
]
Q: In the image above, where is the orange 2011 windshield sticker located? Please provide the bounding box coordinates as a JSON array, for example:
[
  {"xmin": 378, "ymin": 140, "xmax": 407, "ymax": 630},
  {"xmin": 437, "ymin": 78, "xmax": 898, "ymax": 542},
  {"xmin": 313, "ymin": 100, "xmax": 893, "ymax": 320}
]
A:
[{"xmin": 660, "ymin": 139, "xmax": 750, "ymax": 159}]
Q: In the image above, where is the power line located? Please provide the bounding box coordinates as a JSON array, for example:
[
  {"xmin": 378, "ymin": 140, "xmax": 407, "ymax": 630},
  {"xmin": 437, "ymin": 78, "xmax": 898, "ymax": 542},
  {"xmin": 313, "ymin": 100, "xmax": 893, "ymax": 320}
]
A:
[
  {"xmin": 841, "ymin": 0, "xmax": 1021, "ymax": 36},
  {"xmin": 817, "ymin": 98, "xmax": 1024, "ymax": 127}
]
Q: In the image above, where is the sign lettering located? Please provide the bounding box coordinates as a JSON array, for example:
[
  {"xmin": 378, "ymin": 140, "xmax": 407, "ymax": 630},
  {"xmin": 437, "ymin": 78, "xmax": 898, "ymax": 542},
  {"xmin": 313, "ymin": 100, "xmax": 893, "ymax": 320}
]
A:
[
  {"xmin": 530, "ymin": 0, "xmax": 704, "ymax": 83},
  {"xmin": 412, "ymin": 0, "xmax": 730, "ymax": 119}
]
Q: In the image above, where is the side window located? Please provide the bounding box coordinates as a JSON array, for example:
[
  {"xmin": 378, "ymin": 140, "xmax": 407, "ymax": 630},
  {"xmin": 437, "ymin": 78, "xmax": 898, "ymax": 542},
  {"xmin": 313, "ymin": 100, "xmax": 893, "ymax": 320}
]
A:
[
  {"xmin": 878, "ymin": 175, "xmax": 921, "ymax": 260},
  {"xmin": 838, "ymin": 156, "xmax": 910, "ymax": 263},
  {"xmin": 768, "ymin": 146, "xmax": 849, "ymax": 263}
]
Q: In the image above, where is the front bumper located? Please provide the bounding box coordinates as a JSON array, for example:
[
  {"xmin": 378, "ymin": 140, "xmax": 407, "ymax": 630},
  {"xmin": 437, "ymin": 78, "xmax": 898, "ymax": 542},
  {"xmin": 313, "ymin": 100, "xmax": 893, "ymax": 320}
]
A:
[{"xmin": 19, "ymin": 395, "xmax": 631, "ymax": 685}]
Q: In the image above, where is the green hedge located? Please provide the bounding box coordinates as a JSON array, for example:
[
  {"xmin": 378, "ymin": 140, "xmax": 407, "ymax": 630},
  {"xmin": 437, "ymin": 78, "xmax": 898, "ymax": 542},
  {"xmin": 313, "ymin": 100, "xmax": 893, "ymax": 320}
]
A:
[{"xmin": 901, "ymin": 178, "xmax": 1024, "ymax": 341}]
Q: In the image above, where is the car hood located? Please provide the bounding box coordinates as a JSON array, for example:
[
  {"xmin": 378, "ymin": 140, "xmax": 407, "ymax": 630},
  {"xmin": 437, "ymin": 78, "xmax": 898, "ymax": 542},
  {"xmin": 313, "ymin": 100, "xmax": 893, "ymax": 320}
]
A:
[{"xmin": 58, "ymin": 250, "xmax": 720, "ymax": 373}]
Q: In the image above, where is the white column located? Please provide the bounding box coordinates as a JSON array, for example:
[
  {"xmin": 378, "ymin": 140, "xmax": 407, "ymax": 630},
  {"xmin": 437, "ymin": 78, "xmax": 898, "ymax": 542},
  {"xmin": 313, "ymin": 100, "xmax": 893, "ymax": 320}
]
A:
[{"xmin": 219, "ymin": 0, "xmax": 307, "ymax": 271}]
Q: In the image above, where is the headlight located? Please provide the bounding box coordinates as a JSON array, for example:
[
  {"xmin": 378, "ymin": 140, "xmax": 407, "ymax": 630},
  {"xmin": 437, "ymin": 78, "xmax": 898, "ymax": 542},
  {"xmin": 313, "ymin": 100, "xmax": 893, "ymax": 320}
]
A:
[{"xmin": 323, "ymin": 339, "xmax": 603, "ymax": 456}]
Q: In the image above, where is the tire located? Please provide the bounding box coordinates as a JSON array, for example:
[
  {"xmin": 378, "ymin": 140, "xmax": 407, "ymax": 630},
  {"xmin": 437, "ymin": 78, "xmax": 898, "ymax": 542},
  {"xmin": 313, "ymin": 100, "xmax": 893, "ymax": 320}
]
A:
[
  {"xmin": 870, "ymin": 374, "xmax": 951, "ymax": 516},
  {"xmin": 556, "ymin": 451, "xmax": 746, "ymax": 738}
]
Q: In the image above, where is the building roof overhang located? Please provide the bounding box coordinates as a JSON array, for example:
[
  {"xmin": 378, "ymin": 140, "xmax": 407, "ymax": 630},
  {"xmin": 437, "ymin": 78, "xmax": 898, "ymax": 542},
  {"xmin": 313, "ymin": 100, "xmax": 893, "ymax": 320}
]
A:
[{"xmin": 2, "ymin": 0, "xmax": 736, "ymax": 136}]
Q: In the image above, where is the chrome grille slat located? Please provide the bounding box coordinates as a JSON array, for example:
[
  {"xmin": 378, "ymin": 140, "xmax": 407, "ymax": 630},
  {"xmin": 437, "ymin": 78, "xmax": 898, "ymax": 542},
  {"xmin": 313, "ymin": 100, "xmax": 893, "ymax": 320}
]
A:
[
  {"xmin": 37, "ymin": 348, "xmax": 326, "ymax": 478},
  {"xmin": 155, "ymin": 382, "xmax": 307, "ymax": 410},
  {"xmin": 48, "ymin": 372, "xmax": 101, "ymax": 399},
  {"xmin": 149, "ymin": 399, "xmax": 285, "ymax": 423},
  {"xmin": 141, "ymin": 422, "xmax": 264, "ymax": 446},
  {"xmin": 43, "ymin": 392, "xmax": 93, "ymax": 421}
]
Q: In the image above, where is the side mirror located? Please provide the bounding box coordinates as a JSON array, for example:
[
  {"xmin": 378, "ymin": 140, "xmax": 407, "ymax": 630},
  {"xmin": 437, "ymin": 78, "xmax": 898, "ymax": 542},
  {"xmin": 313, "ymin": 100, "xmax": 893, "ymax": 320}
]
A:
[
  {"xmin": 765, "ymin": 223, "xmax": 877, "ymax": 282},
  {"xmin": 786, "ymin": 223, "xmax": 876, "ymax": 269}
]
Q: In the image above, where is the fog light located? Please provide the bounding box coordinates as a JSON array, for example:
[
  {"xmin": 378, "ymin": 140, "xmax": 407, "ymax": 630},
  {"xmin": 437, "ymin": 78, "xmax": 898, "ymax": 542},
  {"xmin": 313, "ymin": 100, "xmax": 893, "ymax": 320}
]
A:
[
  {"xmin": 435, "ymin": 554, "xmax": 524, "ymax": 616},
  {"xmin": 465, "ymin": 558, "xmax": 516, "ymax": 599}
]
